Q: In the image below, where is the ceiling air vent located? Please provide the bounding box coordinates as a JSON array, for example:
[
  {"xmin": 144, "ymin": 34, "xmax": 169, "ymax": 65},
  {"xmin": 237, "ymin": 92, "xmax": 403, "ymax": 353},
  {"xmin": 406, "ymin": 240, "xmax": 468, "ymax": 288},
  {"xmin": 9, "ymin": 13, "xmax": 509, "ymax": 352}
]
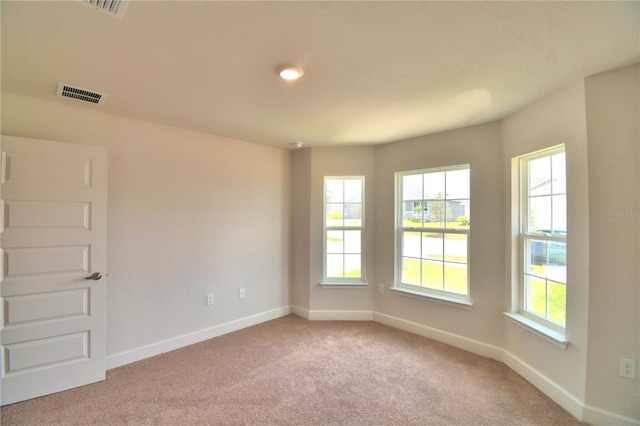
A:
[
  {"xmin": 57, "ymin": 83, "xmax": 107, "ymax": 105},
  {"xmin": 80, "ymin": 0, "xmax": 129, "ymax": 19}
]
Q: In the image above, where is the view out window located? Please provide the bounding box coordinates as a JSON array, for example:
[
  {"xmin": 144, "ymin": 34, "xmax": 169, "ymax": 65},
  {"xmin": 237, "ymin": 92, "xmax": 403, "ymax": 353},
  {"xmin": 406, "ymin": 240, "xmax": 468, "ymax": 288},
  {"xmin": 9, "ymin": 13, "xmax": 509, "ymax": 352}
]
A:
[
  {"xmin": 519, "ymin": 146, "xmax": 567, "ymax": 329},
  {"xmin": 395, "ymin": 165, "xmax": 470, "ymax": 301},
  {"xmin": 324, "ymin": 177, "xmax": 364, "ymax": 282}
]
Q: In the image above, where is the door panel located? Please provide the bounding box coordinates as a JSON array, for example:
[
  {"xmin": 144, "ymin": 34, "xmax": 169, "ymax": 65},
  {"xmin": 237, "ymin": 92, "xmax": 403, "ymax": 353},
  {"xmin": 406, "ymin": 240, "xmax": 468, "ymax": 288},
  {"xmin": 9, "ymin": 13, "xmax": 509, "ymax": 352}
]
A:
[{"xmin": 0, "ymin": 135, "xmax": 107, "ymax": 406}]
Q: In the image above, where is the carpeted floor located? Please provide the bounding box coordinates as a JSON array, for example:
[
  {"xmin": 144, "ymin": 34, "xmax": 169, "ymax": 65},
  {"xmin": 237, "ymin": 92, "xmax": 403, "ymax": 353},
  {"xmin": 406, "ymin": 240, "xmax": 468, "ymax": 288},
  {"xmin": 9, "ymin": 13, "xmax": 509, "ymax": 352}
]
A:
[{"xmin": 1, "ymin": 315, "xmax": 584, "ymax": 425}]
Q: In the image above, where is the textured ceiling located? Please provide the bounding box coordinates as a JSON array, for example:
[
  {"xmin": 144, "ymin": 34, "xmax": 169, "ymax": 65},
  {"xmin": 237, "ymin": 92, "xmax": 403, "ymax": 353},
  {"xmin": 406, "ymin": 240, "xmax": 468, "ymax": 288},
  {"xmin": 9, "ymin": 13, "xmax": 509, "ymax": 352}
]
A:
[{"xmin": 1, "ymin": 1, "xmax": 638, "ymax": 148}]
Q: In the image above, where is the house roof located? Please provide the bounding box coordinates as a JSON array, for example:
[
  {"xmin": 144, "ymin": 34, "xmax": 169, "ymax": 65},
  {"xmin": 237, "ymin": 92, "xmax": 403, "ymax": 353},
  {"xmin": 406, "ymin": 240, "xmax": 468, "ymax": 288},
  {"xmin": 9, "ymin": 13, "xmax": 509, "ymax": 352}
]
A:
[{"xmin": 1, "ymin": 1, "xmax": 638, "ymax": 149}]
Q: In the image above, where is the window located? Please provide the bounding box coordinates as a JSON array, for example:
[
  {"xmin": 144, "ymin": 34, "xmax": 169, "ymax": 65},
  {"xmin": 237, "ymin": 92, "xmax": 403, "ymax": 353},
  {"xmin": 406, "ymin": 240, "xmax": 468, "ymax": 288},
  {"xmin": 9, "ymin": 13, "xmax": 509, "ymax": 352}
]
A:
[
  {"xmin": 323, "ymin": 177, "xmax": 364, "ymax": 283},
  {"xmin": 518, "ymin": 145, "xmax": 567, "ymax": 330},
  {"xmin": 395, "ymin": 165, "xmax": 470, "ymax": 302}
]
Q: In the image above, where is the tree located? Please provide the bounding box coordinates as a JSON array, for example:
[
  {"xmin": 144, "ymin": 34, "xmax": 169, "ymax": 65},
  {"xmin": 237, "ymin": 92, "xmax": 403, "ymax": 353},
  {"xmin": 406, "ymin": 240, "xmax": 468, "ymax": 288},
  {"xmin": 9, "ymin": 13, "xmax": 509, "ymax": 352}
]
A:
[{"xmin": 429, "ymin": 192, "xmax": 451, "ymax": 224}]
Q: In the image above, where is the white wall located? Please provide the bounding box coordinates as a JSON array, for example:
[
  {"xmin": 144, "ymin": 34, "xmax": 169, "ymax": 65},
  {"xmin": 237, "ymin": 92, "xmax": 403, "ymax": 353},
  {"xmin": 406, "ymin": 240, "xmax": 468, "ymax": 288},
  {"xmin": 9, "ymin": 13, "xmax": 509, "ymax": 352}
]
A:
[
  {"xmin": 502, "ymin": 81, "xmax": 590, "ymax": 415},
  {"xmin": 291, "ymin": 148, "xmax": 312, "ymax": 311},
  {"xmin": 5, "ymin": 64, "xmax": 638, "ymax": 423},
  {"xmin": 584, "ymin": 64, "xmax": 639, "ymax": 423},
  {"xmin": 290, "ymin": 67, "xmax": 639, "ymax": 423},
  {"xmin": 1, "ymin": 93, "xmax": 291, "ymax": 360},
  {"xmin": 374, "ymin": 122, "xmax": 505, "ymax": 348},
  {"xmin": 291, "ymin": 146, "xmax": 375, "ymax": 317}
]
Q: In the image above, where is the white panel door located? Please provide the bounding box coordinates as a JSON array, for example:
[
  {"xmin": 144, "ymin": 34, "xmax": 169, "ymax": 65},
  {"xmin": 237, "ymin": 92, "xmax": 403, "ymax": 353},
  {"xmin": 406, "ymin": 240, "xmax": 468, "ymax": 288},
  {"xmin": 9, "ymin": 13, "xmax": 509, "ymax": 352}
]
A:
[{"xmin": 0, "ymin": 135, "xmax": 107, "ymax": 406}]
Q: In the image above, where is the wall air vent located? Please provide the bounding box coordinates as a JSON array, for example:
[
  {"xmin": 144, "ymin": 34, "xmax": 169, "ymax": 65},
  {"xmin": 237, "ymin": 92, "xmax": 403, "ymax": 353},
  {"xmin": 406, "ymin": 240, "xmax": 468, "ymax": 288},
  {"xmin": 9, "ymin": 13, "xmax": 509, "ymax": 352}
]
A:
[
  {"xmin": 80, "ymin": 0, "xmax": 129, "ymax": 19},
  {"xmin": 57, "ymin": 83, "xmax": 107, "ymax": 105}
]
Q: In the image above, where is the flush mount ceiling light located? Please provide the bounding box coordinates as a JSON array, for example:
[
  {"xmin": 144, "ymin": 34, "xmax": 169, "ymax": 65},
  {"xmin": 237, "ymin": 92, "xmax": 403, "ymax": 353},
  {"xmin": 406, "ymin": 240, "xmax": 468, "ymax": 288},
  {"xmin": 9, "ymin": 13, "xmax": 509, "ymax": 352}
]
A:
[
  {"xmin": 277, "ymin": 65, "xmax": 304, "ymax": 80},
  {"xmin": 289, "ymin": 141, "xmax": 304, "ymax": 149}
]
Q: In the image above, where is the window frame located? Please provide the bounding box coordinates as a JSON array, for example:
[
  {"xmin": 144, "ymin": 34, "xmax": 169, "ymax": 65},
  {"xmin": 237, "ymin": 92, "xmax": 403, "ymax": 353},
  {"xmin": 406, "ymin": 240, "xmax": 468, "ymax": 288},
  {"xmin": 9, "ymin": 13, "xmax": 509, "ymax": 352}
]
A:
[
  {"xmin": 516, "ymin": 144, "xmax": 567, "ymax": 335},
  {"xmin": 322, "ymin": 176, "xmax": 366, "ymax": 285},
  {"xmin": 393, "ymin": 164, "xmax": 471, "ymax": 304}
]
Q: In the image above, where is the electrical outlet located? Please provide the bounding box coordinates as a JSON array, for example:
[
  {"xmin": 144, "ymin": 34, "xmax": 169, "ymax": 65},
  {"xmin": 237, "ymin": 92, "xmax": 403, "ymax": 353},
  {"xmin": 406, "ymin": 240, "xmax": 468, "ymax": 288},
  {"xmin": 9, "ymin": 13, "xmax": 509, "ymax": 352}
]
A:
[
  {"xmin": 206, "ymin": 293, "xmax": 214, "ymax": 306},
  {"xmin": 619, "ymin": 357, "xmax": 636, "ymax": 379},
  {"xmin": 378, "ymin": 283, "xmax": 385, "ymax": 295},
  {"xmin": 239, "ymin": 288, "xmax": 246, "ymax": 299}
]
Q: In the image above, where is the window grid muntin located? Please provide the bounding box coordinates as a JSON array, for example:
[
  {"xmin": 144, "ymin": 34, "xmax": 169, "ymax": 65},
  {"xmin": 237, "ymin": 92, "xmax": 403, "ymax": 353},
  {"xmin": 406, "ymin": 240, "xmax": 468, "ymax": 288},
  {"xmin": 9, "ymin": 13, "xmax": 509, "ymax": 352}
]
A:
[
  {"xmin": 396, "ymin": 165, "xmax": 470, "ymax": 299},
  {"xmin": 324, "ymin": 177, "xmax": 364, "ymax": 281}
]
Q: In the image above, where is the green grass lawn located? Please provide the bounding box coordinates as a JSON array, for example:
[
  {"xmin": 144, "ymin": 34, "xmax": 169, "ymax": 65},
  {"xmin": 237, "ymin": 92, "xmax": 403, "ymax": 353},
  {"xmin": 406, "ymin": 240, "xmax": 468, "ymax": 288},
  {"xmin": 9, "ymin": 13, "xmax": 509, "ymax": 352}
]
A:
[
  {"xmin": 527, "ymin": 276, "xmax": 566, "ymax": 326},
  {"xmin": 402, "ymin": 257, "xmax": 467, "ymax": 294}
]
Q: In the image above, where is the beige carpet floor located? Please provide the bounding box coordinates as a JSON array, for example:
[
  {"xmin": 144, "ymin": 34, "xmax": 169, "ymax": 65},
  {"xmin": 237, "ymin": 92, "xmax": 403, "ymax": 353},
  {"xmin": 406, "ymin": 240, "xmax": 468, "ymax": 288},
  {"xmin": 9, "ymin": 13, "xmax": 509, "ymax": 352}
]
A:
[{"xmin": 1, "ymin": 315, "xmax": 584, "ymax": 425}]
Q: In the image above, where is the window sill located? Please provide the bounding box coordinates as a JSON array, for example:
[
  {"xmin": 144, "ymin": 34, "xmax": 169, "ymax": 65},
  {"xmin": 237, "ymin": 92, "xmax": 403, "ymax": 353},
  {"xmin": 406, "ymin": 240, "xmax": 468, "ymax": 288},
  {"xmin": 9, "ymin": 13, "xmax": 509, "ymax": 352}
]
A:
[
  {"xmin": 503, "ymin": 312, "xmax": 569, "ymax": 349},
  {"xmin": 320, "ymin": 282, "xmax": 369, "ymax": 289},
  {"xmin": 390, "ymin": 286, "xmax": 473, "ymax": 310}
]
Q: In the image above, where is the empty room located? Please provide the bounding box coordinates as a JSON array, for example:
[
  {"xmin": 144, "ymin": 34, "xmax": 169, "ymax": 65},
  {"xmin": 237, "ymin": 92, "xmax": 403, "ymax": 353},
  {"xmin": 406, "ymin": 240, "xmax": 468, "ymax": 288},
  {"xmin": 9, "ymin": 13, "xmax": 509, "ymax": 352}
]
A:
[{"xmin": 0, "ymin": 1, "xmax": 638, "ymax": 424}]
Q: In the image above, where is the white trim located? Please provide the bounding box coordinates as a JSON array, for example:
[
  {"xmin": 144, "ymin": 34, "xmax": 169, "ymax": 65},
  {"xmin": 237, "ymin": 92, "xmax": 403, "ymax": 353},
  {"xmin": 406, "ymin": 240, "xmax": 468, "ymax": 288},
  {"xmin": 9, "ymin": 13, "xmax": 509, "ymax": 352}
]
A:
[
  {"xmin": 373, "ymin": 312, "xmax": 503, "ymax": 362},
  {"xmin": 106, "ymin": 305, "xmax": 291, "ymax": 370},
  {"xmin": 308, "ymin": 310, "xmax": 374, "ymax": 321},
  {"xmin": 105, "ymin": 306, "xmax": 636, "ymax": 424},
  {"xmin": 503, "ymin": 350, "xmax": 584, "ymax": 420},
  {"xmin": 504, "ymin": 312, "xmax": 568, "ymax": 349},
  {"xmin": 320, "ymin": 282, "xmax": 369, "ymax": 289},
  {"xmin": 583, "ymin": 404, "xmax": 640, "ymax": 426},
  {"xmin": 291, "ymin": 305, "xmax": 310, "ymax": 319}
]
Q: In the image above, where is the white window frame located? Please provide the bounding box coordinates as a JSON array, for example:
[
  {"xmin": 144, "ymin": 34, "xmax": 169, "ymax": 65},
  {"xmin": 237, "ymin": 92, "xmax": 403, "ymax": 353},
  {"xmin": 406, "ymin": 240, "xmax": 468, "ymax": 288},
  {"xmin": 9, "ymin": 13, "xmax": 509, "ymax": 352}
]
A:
[
  {"xmin": 322, "ymin": 176, "xmax": 366, "ymax": 286},
  {"xmin": 393, "ymin": 164, "xmax": 471, "ymax": 306},
  {"xmin": 507, "ymin": 144, "xmax": 568, "ymax": 346}
]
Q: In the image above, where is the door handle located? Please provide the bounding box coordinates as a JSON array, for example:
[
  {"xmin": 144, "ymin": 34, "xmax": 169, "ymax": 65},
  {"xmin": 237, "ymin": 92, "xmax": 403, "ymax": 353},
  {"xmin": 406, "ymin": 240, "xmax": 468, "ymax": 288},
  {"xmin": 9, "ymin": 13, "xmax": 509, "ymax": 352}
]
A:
[{"xmin": 85, "ymin": 272, "xmax": 103, "ymax": 281}]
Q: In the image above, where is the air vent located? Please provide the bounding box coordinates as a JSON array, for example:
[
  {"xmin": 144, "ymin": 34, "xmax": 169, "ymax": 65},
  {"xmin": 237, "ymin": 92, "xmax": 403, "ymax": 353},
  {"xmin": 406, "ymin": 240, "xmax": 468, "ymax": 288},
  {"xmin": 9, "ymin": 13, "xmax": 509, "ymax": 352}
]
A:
[
  {"xmin": 80, "ymin": 0, "xmax": 129, "ymax": 19},
  {"xmin": 57, "ymin": 83, "xmax": 107, "ymax": 105}
]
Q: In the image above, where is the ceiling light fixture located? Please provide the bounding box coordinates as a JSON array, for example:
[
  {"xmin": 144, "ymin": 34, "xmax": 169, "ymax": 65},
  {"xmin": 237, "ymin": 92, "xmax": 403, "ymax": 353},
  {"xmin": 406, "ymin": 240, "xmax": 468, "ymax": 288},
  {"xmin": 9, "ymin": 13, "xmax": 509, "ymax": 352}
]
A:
[
  {"xmin": 289, "ymin": 141, "xmax": 304, "ymax": 149},
  {"xmin": 277, "ymin": 65, "xmax": 304, "ymax": 80}
]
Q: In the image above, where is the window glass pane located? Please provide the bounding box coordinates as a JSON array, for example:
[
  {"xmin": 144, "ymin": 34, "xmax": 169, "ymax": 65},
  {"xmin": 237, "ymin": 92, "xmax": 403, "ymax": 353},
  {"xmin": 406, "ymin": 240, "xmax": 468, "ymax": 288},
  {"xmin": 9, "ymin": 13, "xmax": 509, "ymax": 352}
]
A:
[
  {"xmin": 444, "ymin": 234, "xmax": 467, "ymax": 263},
  {"xmin": 421, "ymin": 260, "xmax": 443, "ymax": 290},
  {"xmin": 529, "ymin": 156, "xmax": 552, "ymax": 196},
  {"xmin": 326, "ymin": 254, "xmax": 344, "ymax": 277},
  {"xmin": 326, "ymin": 231, "xmax": 343, "ymax": 254},
  {"xmin": 421, "ymin": 232, "xmax": 443, "ymax": 260},
  {"xmin": 444, "ymin": 262, "xmax": 467, "ymax": 294},
  {"xmin": 344, "ymin": 254, "xmax": 361, "ymax": 278},
  {"xmin": 446, "ymin": 200, "xmax": 470, "ymax": 228},
  {"xmin": 529, "ymin": 195, "xmax": 551, "ymax": 232},
  {"xmin": 428, "ymin": 200, "xmax": 446, "ymax": 225},
  {"xmin": 547, "ymin": 241, "xmax": 567, "ymax": 283},
  {"xmin": 552, "ymin": 153, "xmax": 566, "ymax": 194},
  {"xmin": 326, "ymin": 204, "xmax": 344, "ymax": 227},
  {"xmin": 446, "ymin": 169, "xmax": 470, "ymax": 199},
  {"xmin": 403, "ymin": 232, "xmax": 421, "ymax": 258},
  {"xmin": 403, "ymin": 174, "xmax": 423, "ymax": 202},
  {"xmin": 344, "ymin": 203, "xmax": 362, "ymax": 226},
  {"xmin": 548, "ymin": 281, "xmax": 566, "ymax": 326},
  {"xmin": 527, "ymin": 239, "xmax": 547, "ymax": 276},
  {"xmin": 552, "ymin": 194, "xmax": 567, "ymax": 234},
  {"xmin": 402, "ymin": 257, "xmax": 421, "ymax": 285},
  {"xmin": 343, "ymin": 230, "xmax": 361, "ymax": 254},
  {"xmin": 326, "ymin": 179, "xmax": 344, "ymax": 203},
  {"xmin": 526, "ymin": 275, "xmax": 547, "ymax": 317},
  {"xmin": 453, "ymin": 203, "xmax": 470, "ymax": 228},
  {"xmin": 344, "ymin": 179, "xmax": 362, "ymax": 202},
  {"xmin": 423, "ymin": 171, "xmax": 445, "ymax": 199}
]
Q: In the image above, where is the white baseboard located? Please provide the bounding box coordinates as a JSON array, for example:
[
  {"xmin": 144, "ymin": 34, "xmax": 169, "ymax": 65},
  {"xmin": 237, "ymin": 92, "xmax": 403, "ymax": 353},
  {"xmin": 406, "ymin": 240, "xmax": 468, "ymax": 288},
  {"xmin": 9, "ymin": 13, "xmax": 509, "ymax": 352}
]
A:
[
  {"xmin": 503, "ymin": 350, "xmax": 584, "ymax": 421},
  {"xmin": 291, "ymin": 305, "xmax": 310, "ymax": 319},
  {"xmin": 308, "ymin": 309, "xmax": 374, "ymax": 321},
  {"xmin": 106, "ymin": 304, "xmax": 637, "ymax": 425},
  {"xmin": 106, "ymin": 305, "xmax": 291, "ymax": 370},
  {"xmin": 583, "ymin": 404, "xmax": 640, "ymax": 426},
  {"xmin": 373, "ymin": 312, "xmax": 504, "ymax": 362}
]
